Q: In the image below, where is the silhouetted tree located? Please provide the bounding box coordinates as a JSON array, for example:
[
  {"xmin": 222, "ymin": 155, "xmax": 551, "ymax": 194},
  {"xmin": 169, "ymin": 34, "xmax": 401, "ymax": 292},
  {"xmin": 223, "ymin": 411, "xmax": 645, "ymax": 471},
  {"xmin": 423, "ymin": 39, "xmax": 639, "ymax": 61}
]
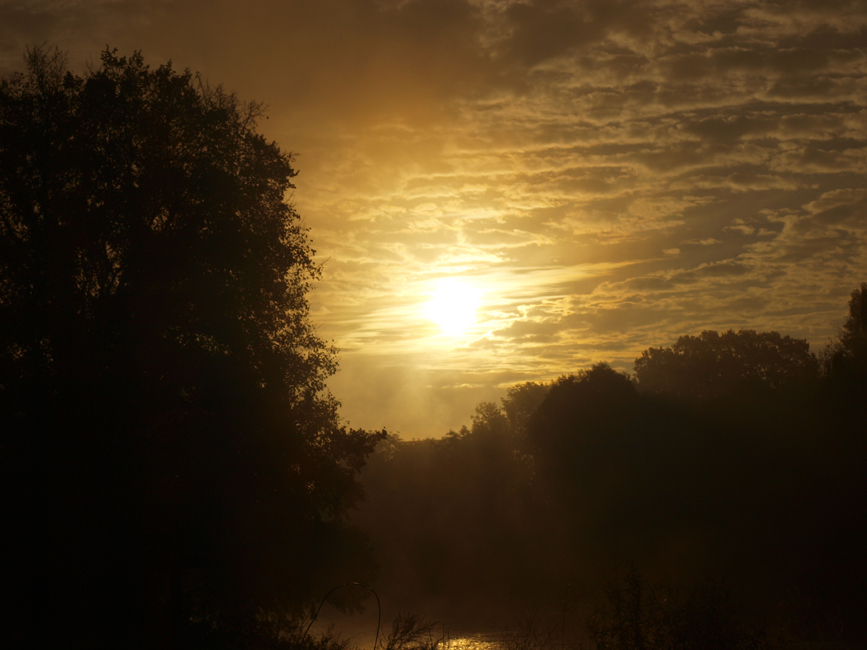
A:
[
  {"xmin": 470, "ymin": 400, "xmax": 511, "ymax": 438},
  {"xmin": 0, "ymin": 47, "xmax": 383, "ymax": 647},
  {"xmin": 502, "ymin": 381, "xmax": 549, "ymax": 437},
  {"xmin": 526, "ymin": 363, "xmax": 637, "ymax": 471},
  {"xmin": 634, "ymin": 329, "xmax": 818, "ymax": 401},
  {"xmin": 822, "ymin": 282, "xmax": 867, "ymax": 387},
  {"xmin": 458, "ymin": 381, "xmax": 550, "ymax": 443}
]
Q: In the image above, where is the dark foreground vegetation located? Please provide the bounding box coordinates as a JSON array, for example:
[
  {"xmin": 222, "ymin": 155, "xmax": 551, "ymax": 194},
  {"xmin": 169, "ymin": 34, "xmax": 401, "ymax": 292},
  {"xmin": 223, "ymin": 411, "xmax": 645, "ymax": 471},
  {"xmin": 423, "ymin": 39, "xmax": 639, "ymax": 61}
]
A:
[
  {"xmin": 1, "ymin": 47, "xmax": 865, "ymax": 649},
  {"xmin": 0, "ymin": 47, "xmax": 385, "ymax": 648}
]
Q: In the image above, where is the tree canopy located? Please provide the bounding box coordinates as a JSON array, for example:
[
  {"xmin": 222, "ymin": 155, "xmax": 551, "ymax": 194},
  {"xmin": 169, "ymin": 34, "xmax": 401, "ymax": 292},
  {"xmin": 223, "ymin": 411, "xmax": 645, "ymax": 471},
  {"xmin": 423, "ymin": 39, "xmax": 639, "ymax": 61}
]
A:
[
  {"xmin": 0, "ymin": 47, "xmax": 383, "ymax": 647},
  {"xmin": 633, "ymin": 329, "xmax": 819, "ymax": 401},
  {"xmin": 822, "ymin": 282, "xmax": 867, "ymax": 385}
]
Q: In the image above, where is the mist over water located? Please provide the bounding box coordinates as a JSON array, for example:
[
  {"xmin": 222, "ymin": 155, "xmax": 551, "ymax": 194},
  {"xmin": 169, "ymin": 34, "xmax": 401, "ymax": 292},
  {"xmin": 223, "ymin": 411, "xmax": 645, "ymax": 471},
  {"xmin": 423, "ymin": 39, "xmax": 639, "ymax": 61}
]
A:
[{"xmin": 312, "ymin": 605, "xmax": 516, "ymax": 650}]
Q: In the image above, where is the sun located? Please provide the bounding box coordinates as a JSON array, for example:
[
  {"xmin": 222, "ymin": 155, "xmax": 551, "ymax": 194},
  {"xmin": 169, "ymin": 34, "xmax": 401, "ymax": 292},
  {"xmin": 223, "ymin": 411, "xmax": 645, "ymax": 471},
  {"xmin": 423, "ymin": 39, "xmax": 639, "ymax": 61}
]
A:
[{"xmin": 424, "ymin": 278, "xmax": 481, "ymax": 336}]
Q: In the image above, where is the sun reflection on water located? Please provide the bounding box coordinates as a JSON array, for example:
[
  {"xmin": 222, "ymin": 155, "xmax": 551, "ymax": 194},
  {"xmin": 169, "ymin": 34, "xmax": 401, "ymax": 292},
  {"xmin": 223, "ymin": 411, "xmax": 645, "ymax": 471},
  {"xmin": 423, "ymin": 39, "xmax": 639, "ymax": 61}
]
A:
[{"xmin": 442, "ymin": 635, "xmax": 501, "ymax": 650}]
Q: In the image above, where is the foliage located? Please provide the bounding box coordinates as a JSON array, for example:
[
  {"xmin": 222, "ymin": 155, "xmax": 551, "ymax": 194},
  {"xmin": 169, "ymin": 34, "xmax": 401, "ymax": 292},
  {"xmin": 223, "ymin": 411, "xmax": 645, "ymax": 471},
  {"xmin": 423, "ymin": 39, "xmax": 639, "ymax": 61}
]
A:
[
  {"xmin": 634, "ymin": 330, "xmax": 819, "ymax": 400},
  {"xmin": 526, "ymin": 362, "xmax": 636, "ymax": 465},
  {"xmin": 0, "ymin": 46, "xmax": 384, "ymax": 646},
  {"xmin": 501, "ymin": 381, "xmax": 550, "ymax": 437},
  {"xmin": 378, "ymin": 613, "xmax": 441, "ymax": 650},
  {"xmin": 821, "ymin": 282, "xmax": 867, "ymax": 385},
  {"xmin": 587, "ymin": 566, "xmax": 769, "ymax": 650},
  {"xmin": 179, "ymin": 610, "xmax": 356, "ymax": 650}
]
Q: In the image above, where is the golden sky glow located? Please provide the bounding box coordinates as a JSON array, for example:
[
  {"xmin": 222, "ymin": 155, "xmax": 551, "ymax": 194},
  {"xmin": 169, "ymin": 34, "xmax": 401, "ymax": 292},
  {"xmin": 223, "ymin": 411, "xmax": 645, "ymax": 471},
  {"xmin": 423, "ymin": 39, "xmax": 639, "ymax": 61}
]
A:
[{"xmin": 5, "ymin": 0, "xmax": 867, "ymax": 436}]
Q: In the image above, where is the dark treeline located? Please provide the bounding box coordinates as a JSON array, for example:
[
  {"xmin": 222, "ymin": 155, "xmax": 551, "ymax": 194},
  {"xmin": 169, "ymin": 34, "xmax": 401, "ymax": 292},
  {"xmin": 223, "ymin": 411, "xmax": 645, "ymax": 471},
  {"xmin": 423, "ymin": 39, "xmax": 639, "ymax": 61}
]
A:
[{"xmin": 353, "ymin": 288, "xmax": 867, "ymax": 646}]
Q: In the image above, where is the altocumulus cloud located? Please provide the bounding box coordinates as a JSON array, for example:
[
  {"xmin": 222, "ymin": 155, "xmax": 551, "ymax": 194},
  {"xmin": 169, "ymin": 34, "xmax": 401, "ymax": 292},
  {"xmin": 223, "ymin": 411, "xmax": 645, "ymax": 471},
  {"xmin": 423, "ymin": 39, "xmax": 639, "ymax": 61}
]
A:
[{"xmin": 4, "ymin": 0, "xmax": 867, "ymax": 435}]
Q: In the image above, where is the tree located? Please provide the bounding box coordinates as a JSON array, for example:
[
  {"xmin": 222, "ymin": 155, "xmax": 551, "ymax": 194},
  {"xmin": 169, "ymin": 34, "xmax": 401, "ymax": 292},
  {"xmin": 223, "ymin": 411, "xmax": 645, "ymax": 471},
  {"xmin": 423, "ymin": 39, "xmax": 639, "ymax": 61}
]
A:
[
  {"xmin": 525, "ymin": 363, "xmax": 638, "ymax": 496},
  {"xmin": 822, "ymin": 282, "xmax": 867, "ymax": 385},
  {"xmin": 502, "ymin": 381, "xmax": 549, "ymax": 437},
  {"xmin": 526, "ymin": 363, "xmax": 637, "ymax": 459},
  {"xmin": 634, "ymin": 329, "xmax": 819, "ymax": 401},
  {"xmin": 470, "ymin": 400, "xmax": 511, "ymax": 437},
  {"xmin": 0, "ymin": 47, "xmax": 384, "ymax": 646}
]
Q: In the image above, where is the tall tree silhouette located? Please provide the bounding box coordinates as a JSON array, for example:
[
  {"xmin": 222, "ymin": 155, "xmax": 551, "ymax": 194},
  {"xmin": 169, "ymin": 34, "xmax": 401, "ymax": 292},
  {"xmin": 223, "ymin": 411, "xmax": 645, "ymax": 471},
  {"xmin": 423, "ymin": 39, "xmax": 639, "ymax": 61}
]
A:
[
  {"xmin": 527, "ymin": 362, "xmax": 637, "ymax": 470},
  {"xmin": 501, "ymin": 381, "xmax": 549, "ymax": 437},
  {"xmin": 822, "ymin": 282, "xmax": 867, "ymax": 387},
  {"xmin": 0, "ymin": 47, "xmax": 383, "ymax": 647}
]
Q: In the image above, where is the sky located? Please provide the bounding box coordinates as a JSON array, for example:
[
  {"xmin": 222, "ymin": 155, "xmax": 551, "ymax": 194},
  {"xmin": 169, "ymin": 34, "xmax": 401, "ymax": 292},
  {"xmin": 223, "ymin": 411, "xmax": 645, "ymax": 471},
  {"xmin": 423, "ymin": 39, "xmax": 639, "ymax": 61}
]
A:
[{"xmin": 3, "ymin": 0, "xmax": 867, "ymax": 437}]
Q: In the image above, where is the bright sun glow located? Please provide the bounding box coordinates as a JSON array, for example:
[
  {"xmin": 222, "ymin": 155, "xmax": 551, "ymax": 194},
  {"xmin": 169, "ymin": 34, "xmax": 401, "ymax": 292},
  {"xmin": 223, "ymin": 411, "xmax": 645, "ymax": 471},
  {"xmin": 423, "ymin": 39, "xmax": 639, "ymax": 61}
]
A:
[{"xmin": 424, "ymin": 278, "xmax": 482, "ymax": 336}]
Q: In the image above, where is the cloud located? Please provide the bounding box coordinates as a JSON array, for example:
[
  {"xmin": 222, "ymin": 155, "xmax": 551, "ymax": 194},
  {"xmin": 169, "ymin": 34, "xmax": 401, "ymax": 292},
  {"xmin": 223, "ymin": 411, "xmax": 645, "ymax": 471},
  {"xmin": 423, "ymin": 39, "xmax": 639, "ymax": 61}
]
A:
[{"xmin": 7, "ymin": 0, "xmax": 867, "ymax": 435}]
